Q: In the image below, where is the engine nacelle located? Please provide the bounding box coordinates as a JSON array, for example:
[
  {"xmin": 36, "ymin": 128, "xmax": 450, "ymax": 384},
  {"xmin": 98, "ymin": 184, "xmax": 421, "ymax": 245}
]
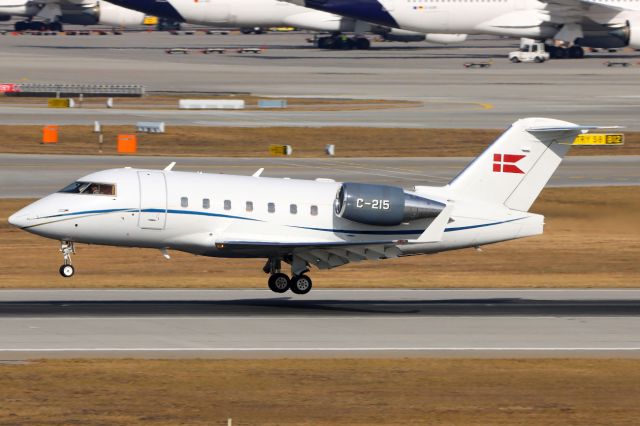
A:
[
  {"xmin": 377, "ymin": 28, "xmax": 426, "ymax": 42},
  {"xmin": 95, "ymin": 0, "xmax": 144, "ymax": 26},
  {"xmin": 424, "ymin": 33, "xmax": 468, "ymax": 45},
  {"xmin": 334, "ymin": 182, "xmax": 445, "ymax": 226},
  {"xmin": 618, "ymin": 19, "xmax": 640, "ymax": 48}
]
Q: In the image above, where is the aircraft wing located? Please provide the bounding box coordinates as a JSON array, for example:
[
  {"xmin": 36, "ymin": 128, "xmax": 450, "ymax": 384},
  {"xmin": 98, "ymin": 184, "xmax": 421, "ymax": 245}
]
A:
[
  {"xmin": 217, "ymin": 239, "xmax": 403, "ymax": 270},
  {"xmin": 541, "ymin": 0, "xmax": 627, "ymax": 24}
]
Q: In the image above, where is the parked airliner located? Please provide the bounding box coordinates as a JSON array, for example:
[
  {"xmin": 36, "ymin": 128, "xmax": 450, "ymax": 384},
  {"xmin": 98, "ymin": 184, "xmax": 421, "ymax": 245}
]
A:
[
  {"xmin": 105, "ymin": 0, "xmax": 467, "ymax": 49},
  {"xmin": 0, "ymin": 0, "xmax": 145, "ymax": 31},
  {"xmin": 283, "ymin": 0, "xmax": 640, "ymax": 57},
  {"xmin": 9, "ymin": 118, "xmax": 608, "ymax": 294}
]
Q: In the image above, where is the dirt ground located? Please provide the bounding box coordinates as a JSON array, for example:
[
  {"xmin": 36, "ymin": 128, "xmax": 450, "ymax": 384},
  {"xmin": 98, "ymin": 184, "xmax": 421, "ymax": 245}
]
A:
[
  {"xmin": 0, "ymin": 93, "xmax": 418, "ymax": 111},
  {"xmin": 0, "ymin": 125, "xmax": 637, "ymax": 157},
  {"xmin": 1, "ymin": 358, "xmax": 639, "ymax": 425},
  {"xmin": 1, "ymin": 186, "xmax": 638, "ymax": 288}
]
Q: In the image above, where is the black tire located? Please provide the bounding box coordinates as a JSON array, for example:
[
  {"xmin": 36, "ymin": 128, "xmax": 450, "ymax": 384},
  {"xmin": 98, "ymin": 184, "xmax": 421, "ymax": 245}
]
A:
[
  {"xmin": 343, "ymin": 38, "xmax": 355, "ymax": 50},
  {"xmin": 569, "ymin": 46, "xmax": 584, "ymax": 59},
  {"xmin": 355, "ymin": 38, "xmax": 370, "ymax": 50},
  {"xmin": 59, "ymin": 264, "xmax": 75, "ymax": 278},
  {"xmin": 317, "ymin": 36, "xmax": 333, "ymax": 49},
  {"xmin": 290, "ymin": 275, "xmax": 312, "ymax": 295},
  {"xmin": 510, "ymin": 57, "xmax": 520, "ymax": 63},
  {"xmin": 534, "ymin": 56, "xmax": 542, "ymax": 63},
  {"xmin": 49, "ymin": 22, "xmax": 63, "ymax": 32},
  {"xmin": 268, "ymin": 273, "xmax": 290, "ymax": 293},
  {"xmin": 240, "ymin": 27, "xmax": 253, "ymax": 35}
]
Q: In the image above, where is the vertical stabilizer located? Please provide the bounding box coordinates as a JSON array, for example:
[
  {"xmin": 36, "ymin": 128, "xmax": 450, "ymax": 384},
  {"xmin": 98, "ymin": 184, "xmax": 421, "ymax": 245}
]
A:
[{"xmin": 449, "ymin": 117, "xmax": 611, "ymax": 211}]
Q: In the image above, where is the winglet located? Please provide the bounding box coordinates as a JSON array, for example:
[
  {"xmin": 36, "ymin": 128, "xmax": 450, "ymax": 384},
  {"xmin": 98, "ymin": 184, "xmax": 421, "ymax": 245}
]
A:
[
  {"xmin": 252, "ymin": 168, "xmax": 264, "ymax": 177},
  {"xmin": 410, "ymin": 204, "xmax": 453, "ymax": 243},
  {"xmin": 163, "ymin": 162, "xmax": 176, "ymax": 171}
]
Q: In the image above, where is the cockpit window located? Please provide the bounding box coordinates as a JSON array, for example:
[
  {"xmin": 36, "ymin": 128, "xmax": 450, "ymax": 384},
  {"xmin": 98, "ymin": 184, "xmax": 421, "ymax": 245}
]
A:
[{"xmin": 59, "ymin": 181, "xmax": 116, "ymax": 196}]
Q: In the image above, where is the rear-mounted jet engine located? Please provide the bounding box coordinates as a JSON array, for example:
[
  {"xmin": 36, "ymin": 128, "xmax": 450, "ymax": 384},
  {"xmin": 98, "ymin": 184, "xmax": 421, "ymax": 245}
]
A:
[{"xmin": 334, "ymin": 182, "xmax": 445, "ymax": 226}]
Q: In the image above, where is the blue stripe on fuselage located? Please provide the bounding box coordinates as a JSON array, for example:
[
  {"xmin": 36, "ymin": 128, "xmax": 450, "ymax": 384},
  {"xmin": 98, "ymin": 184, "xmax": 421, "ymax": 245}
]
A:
[
  {"xmin": 106, "ymin": 0, "xmax": 185, "ymax": 21},
  {"xmin": 306, "ymin": 0, "xmax": 399, "ymax": 28}
]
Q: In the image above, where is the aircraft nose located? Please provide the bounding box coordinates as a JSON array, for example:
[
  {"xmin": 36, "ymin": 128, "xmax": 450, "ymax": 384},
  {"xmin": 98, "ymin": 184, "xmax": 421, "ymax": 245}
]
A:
[{"xmin": 8, "ymin": 211, "xmax": 27, "ymax": 228}]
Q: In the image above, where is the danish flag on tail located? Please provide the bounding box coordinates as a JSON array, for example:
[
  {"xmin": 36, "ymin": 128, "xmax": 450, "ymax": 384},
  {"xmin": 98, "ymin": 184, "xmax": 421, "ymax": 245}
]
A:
[
  {"xmin": 448, "ymin": 117, "xmax": 619, "ymax": 212},
  {"xmin": 493, "ymin": 154, "xmax": 525, "ymax": 174}
]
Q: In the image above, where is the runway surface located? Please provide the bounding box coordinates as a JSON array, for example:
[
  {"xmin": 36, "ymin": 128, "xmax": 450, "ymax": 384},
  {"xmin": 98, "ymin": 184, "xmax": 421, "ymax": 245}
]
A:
[
  {"xmin": 1, "ymin": 289, "xmax": 639, "ymax": 358},
  {"xmin": 1, "ymin": 33, "xmax": 640, "ymax": 129},
  {"xmin": 2, "ymin": 154, "xmax": 638, "ymax": 197}
]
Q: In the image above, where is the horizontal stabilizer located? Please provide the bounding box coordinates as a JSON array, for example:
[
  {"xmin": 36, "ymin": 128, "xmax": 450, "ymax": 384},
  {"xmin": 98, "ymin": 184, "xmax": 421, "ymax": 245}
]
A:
[
  {"xmin": 527, "ymin": 125, "xmax": 622, "ymax": 133},
  {"xmin": 410, "ymin": 204, "xmax": 453, "ymax": 243}
]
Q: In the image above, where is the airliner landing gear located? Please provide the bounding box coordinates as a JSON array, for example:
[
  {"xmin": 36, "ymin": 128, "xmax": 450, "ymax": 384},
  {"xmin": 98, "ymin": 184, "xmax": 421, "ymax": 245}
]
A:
[
  {"xmin": 548, "ymin": 45, "xmax": 584, "ymax": 59},
  {"xmin": 59, "ymin": 241, "xmax": 75, "ymax": 278},
  {"xmin": 316, "ymin": 34, "xmax": 371, "ymax": 50},
  {"xmin": 14, "ymin": 20, "xmax": 62, "ymax": 32}
]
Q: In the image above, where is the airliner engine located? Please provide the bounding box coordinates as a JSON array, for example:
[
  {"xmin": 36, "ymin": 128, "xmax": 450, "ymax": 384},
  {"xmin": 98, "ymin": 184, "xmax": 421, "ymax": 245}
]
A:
[
  {"xmin": 334, "ymin": 183, "xmax": 445, "ymax": 226},
  {"xmin": 62, "ymin": 0, "xmax": 144, "ymax": 26}
]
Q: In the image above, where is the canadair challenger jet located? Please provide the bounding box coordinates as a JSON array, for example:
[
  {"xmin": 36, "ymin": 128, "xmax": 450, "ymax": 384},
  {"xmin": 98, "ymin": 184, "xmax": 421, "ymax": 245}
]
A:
[{"xmin": 9, "ymin": 118, "xmax": 610, "ymax": 294}]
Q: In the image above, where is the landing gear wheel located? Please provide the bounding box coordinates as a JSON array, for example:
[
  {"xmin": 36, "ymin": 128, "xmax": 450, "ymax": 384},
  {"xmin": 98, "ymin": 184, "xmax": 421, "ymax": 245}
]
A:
[
  {"xmin": 569, "ymin": 46, "xmax": 584, "ymax": 58},
  {"xmin": 268, "ymin": 273, "xmax": 290, "ymax": 293},
  {"xmin": 59, "ymin": 264, "xmax": 74, "ymax": 278},
  {"xmin": 290, "ymin": 275, "xmax": 312, "ymax": 295},
  {"xmin": 355, "ymin": 38, "xmax": 370, "ymax": 50}
]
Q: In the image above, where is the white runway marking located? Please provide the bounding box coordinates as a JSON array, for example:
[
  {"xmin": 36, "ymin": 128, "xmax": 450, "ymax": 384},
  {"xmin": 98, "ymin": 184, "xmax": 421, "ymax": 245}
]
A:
[{"xmin": 2, "ymin": 347, "xmax": 640, "ymax": 352}]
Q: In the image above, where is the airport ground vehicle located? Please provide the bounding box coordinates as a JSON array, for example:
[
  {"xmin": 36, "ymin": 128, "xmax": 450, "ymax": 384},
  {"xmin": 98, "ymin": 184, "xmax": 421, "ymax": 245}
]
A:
[
  {"xmin": 9, "ymin": 118, "xmax": 611, "ymax": 295},
  {"xmin": 509, "ymin": 39, "xmax": 550, "ymax": 63}
]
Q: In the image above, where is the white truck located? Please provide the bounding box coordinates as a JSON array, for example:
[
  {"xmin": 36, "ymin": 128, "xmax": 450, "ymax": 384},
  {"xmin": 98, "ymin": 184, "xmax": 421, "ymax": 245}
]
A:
[{"xmin": 509, "ymin": 39, "xmax": 550, "ymax": 63}]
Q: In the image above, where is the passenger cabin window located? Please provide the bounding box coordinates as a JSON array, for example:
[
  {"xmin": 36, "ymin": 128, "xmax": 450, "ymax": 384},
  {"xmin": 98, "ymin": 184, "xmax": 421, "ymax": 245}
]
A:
[
  {"xmin": 246, "ymin": 201, "xmax": 253, "ymax": 212},
  {"xmin": 203, "ymin": 198, "xmax": 210, "ymax": 209},
  {"xmin": 310, "ymin": 205, "xmax": 318, "ymax": 216},
  {"xmin": 290, "ymin": 204, "xmax": 297, "ymax": 214},
  {"xmin": 181, "ymin": 197, "xmax": 188, "ymax": 208},
  {"xmin": 268, "ymin": 202, "xmax": 275, "ymax": 213},
  {"xmin": 224, "ymin": 200, "xmax": 231, "ymax": 210},
  {"xmin": 58, "ymin": 181, "xmax": 116, "ymax": 196}
]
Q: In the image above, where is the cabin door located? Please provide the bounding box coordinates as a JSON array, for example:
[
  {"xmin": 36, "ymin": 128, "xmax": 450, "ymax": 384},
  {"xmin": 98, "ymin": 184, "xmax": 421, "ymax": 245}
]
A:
[{"xmin": 138, "ymin": 171, "xmax": 167, "ymax": 230}]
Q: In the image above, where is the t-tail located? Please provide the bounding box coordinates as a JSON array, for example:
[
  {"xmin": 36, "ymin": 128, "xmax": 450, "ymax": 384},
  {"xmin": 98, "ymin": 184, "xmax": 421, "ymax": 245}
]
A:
[{"xmin": 448, "ymin": 117, "xmax": 618, "ymax": 211}]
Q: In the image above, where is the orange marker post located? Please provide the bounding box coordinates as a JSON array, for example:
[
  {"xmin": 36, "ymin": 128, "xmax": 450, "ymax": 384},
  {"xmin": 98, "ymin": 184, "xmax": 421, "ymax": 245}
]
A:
[
  {"xmin": 117, "ymin": 134, "xmax": 137, "ymax": 154},
  {"xmin": 42, "ymin": 125, "xmax": 59, "ymax": 144}
]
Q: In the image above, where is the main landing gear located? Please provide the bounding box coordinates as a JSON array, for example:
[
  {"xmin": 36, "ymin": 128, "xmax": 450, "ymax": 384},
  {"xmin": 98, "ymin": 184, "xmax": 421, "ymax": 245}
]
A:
[
  {"xmin": 548, "ymin": 45, "xmax": 585, "ymax": 59},
  {"xmin": 14, "ymin": 21, "xmax": 63, "ymax": 32},
  {"xmin": 58, "ymin": 241, "xmax": 75, "ymax": 278},
  {"xmin": 316, "ymin": 34, "xmax": 371, "ymax": 50},
  {"xmin": 264, "ymin": 258, "xmax": 313, "ymax": 295}
]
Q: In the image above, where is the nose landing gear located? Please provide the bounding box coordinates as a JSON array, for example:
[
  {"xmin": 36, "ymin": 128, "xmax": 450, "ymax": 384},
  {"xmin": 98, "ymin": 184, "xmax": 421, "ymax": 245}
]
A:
[{"xmin": 59, "ymin": 241, "xmax": 75, "ymax": 278}]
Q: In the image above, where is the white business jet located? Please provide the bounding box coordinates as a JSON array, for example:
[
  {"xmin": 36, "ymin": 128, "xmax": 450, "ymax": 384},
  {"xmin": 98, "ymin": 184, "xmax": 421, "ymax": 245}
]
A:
[
  {"xmin": 284, "ymin": 0, "xmax": 640, "ymax": 57},
  {"xmin": 0, "ymin": 0, "xmax": 145, "ymax": 31},
  {"xmin": 9, "ymin": 118, "xmax": 607, "ymax": 294}
]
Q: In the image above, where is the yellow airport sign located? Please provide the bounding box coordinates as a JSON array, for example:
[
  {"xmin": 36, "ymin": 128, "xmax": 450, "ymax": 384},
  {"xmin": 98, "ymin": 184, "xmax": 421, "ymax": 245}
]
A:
[
  {"xmin": 48, "ymin": 98, "xmax": 70, "ymax": 108},
  {"xmin": 573, "ymin": 133, "xmax": 624, "ymax": 146},
  {"xmin": 143, "ymin": 16, "xmax": 158, "ymax": 25},
  {"xmin": 269, "ymin": 144, "xmax": 292, "ymax": 156}
]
